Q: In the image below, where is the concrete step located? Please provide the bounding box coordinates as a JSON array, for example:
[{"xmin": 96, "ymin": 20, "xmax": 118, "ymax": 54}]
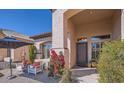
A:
[
  {"xmin": 70, "ymin": 67, "xmax": 98, "ymax": 83},
  {"xmin": 71, "ymin": 67, "xmax": 97, "ymax": 77}
]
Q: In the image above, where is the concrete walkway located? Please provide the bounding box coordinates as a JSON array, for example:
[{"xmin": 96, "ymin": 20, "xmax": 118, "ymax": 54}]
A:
[
  {"xmin": 0, "ymin": 69, "xmax": 59, "ymax": 83},
  {"xmin": 71, "ymin": 67, "xmax": 99, "ymax": 83},
  {"xmin": 74, "ymin": 74, "xmax": 99, "ymax": 83},
  {"xmin": 0, "ymin": 68, "xmax": 99, "ymax": 83},
  {"xmin": 0, "ymin": 69, "xmax": 41, "ymax": 83}
]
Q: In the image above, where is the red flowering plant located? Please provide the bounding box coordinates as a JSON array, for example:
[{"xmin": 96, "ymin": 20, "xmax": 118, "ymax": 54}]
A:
[{"xmin": 48, "ymin": 49, "xmax": 65, "ymax": 77}]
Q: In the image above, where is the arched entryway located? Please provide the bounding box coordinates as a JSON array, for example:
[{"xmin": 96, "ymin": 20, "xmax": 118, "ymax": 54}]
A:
[{"xmin": 66, "ymin": 9, "xmax": 121, "ymax": 68}]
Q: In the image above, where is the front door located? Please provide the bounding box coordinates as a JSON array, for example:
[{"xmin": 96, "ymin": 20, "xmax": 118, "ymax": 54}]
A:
[{"xmin": 76, "ymin": 42, "xmax": 88, "ymax": 67}]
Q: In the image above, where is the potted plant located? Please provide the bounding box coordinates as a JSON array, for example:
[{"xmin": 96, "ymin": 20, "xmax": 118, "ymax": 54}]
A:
[
  {"xmin": 88, "ymin": 62, "xmax": 92, "ymax": 68},
  {"xmin": 90, "ymin": 59, "xmax": 97, "ymax": 68},
  {"xmin": 29, "ymin": 45, "xmax": 36, "ymax": 64}
]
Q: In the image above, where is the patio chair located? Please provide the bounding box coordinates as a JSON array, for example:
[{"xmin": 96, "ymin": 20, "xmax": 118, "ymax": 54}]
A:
[
  {"xmin": 16, "ymin": 60, "xmax": 28, "ymax": 75},
  {"xmin": 28, "ymin": 62, "xmax": 42, "ymax": 75},
  {"xmin": 16, "ymin": 64, "xmax": 23, "ymax": 75},
  {"xmin": 4, "ymin": 57, "xmax": 10, "ymax": 62}
]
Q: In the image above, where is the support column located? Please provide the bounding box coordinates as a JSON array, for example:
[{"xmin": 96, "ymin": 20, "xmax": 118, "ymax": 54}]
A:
[
  {"xmin": 87, "ymin": 37, "xmax": 91, "ymax": 64},
  {"xmin": 52, "ymin": 9, "xmax": 69, "ymax": 68},
  {"xmin": 121, "ymin": 9, "xmax": 124, "ymax": 40}
]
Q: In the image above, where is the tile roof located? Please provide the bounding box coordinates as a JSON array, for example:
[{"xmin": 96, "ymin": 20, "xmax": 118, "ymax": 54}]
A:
[
  {"xmin": 0, "ymin": 28, "xmax": 34, "ymax": 42},
  {"xmin": 30, "ymin": 32, "xmax": 52, "ymax": 40}
]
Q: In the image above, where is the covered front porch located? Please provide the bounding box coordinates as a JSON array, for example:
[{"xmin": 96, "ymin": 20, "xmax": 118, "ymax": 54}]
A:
[
  {"xmin": 66, "ymin": 9, "xmax": 121, "ymax": 68},
  {"xmin": 52, "ymin": 9, "xmax": 123, "ymax": 69}
]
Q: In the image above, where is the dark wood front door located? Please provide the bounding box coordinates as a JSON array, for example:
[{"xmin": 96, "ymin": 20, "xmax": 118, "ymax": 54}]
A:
[{"xmin": 76, "ymin": 42, "xmax": 88, "ymax": 67}]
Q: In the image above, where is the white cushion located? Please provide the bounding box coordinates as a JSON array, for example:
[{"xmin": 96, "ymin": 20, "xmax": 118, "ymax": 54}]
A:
[{"xmin": 4, "ymin": 57, "xmax": 11, "ymax": 62}]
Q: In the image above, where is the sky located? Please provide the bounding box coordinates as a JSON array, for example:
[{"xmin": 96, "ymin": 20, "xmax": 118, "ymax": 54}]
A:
[{"xmin": 0, "ymin": 9, "xmax": 52, "ymax": 36}]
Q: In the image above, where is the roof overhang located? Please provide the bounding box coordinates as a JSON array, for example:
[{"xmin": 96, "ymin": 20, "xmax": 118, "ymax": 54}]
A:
[{"xmin": 30, "ymin": 32, "xmax": 52, "ymax": 40}]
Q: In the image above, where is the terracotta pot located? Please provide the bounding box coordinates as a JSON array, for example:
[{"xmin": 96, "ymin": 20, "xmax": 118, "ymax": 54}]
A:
[{"xmin": 91, "ymin": 61, "xmax": 97, "ymax": 68}]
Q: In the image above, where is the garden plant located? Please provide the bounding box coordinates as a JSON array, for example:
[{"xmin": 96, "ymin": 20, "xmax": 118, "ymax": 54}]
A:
[
  {"xmin": 29, "ymin": 45, "xmax": 36, "ymax": 64},
  {"xmin": 98, "ymin": 41, "xmax": 124, "ymax": 83}
]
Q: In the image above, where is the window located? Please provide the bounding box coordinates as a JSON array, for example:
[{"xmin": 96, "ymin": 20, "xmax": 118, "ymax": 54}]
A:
[
  {"xmin": 42, "ymin": 42, "xmax": 52, "ymax": 59},
  {"xmin": 91, "ymin": 34, "xmax": 111, "ymax": 60},
  {"xmin": 91, "ymin": 34, "xmax": 110, "ymax": 41},
  {"xmin": 92, "ymin": 42, "xmax": 103, "ymax": 60}
]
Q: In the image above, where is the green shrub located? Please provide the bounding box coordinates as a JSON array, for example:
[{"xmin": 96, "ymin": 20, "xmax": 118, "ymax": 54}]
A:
[
  {"xmin": 97, "ymin": 41, "xmax": 124, "ymax": 83},
  {"xmin": 29, "ymin": 45, "xmax": 36, "ymax": 64},
  {"xmin": 58, "ymin": 64, "xmax": 64, "ymax": 76},
  {"xmin": 59, "ymin": 69, "xmax": 72, "ymax": 83},
  {"xmin": 48, "ymin": 63, "xmax": 54, "ymax": 77}
]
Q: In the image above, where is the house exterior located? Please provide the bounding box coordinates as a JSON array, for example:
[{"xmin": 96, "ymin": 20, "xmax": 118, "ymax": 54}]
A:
[
  {"xmin": 0, "ymin": 29, "xmax": 33, "ymax": 62},
  {"xmin": 52, "ymin": 9, "xmax": 124, "ymax": 69},
  {"xmin": 30, "ymin": 32, "xmax": 52, "ymax": 60},
  {"xmin": 0, "ymin": 46, "xmax": 29, "ymax": 62},
  {"xmin": 0, "ymin": 29, "xmax": 52, "ymax": 64}
]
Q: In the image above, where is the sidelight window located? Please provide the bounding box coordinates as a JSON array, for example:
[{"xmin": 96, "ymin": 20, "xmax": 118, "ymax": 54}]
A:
[{"xmin": 91, "ymin": 34, "xmax": 111, "ymax": 60}]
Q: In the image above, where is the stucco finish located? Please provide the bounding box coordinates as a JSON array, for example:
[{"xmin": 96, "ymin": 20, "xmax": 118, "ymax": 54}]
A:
[
  {"xmin": 67, "ymin": 20, "xmax": 76, "ymax": 68},
  {"xmin": 75, "ymin": 18, "xmax": 113, "ymax": 65},
  {"xmin": 112, "ymin": 10, "xmax": 121, "ymax": 40},
  {"xmin": 52, "ymin": 9, "xmax": 123, "ymax": 69},
  {"xmin": 52, "ymin": 9, "xmax": 70, "ymax": 68},
  {"xmin": 13, "ymin": 45, "xmax": 29, "ymax": 62},
  {"xmin": 0, "ymin": 48, "xmax": 7, "ymax": 61},
  {"xmin": 121, "ymin": 10, "xmax": 124, "ymax": 40},
  {"xmin": 52, "ymin": 9, "xmax": 67, "ymax": 48}
]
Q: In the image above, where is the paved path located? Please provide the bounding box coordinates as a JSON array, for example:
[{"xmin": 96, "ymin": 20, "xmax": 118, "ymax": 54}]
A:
[
  {"xmin": 71, "ymin": 67, "xmax": 99, "ymax": 83},
  {"xmin": 0, "ymin": 68, "xmax": 99, "ymax": 83},
  {"xmin": 75, "ymin": 74, "xmax": 99, "ymax": 83},
  {"xmin": 0, "ymin": 69, "xmax": 59, "ymax": 83},
  {"xmin": 0, "ymin": 69, "xmax": 41, "ymax": 83}
]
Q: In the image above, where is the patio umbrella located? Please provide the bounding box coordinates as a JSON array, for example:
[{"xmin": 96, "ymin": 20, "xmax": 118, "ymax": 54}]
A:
[{"xmin": 0, "ymin": 37, "xmax": 33, "ymax": 79}]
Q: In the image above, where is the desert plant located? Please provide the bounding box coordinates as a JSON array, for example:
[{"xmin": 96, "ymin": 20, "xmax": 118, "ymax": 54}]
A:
[
  {"xmin": 48, "ymin": 63, "xmax": 54, "ymax": 77},
  {"xmin": 58, "ymin": 64, "xmax": 64, "ymax": 76},
  {"xmin": 97, "ymin": 40, "xmax": 124, "ymax": 83},
  {"xmin": 29, "ymin": 45, "xmax": 36, "ymax": 64},
  {"xmin": 59, "ymin": 69, "xmax": 72, "ymax": 83}
]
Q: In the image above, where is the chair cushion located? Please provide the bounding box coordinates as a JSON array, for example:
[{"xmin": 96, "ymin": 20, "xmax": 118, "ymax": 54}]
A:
[{"xmin": 33, "ymin": 62, "xmax": 40, "ymax": 67}]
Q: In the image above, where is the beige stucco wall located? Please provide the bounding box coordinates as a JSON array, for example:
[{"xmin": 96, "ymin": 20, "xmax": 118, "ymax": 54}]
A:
[
  {"xmin": 75, "ymin": 18, "xmax": 113, "ymax": 39},
  {"xmin": 13, "ymin": 45, "xmax": 29, "ymax": 62},
  {"xmin": 121, "ymin": 9, "xmax": 124, "ymax": 40},
  {"xmin": 0, "ymin": 46, "xmax": 29, "ymax": 62},
  {"xmin": 52, "ymin": 9, "xmax": 70, "ymax": 68},
  {"xmin": 67, "ymin": 10, "xmax": 121, "ymax": 68},
  {"xmin": 75, "ymin": 18, "xmax": 113, "ymax": 64},
  {"xmin": 67, "ymin": 20, "xmax": 76, "ymax": 68},
  {"xmin": 0, "ymin": 48, "xmax": 7, "ymax": 61},
  {"xmin": 112, "ymin": 10, "xmax": 121, "ymax": 40},
  {"xmin": 52, "ymin": 9, "xmax": 67, "ymax": 49},
  {"xmin": 52, "ymin": 9, "xmax": 122, "ymax": 69}
]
